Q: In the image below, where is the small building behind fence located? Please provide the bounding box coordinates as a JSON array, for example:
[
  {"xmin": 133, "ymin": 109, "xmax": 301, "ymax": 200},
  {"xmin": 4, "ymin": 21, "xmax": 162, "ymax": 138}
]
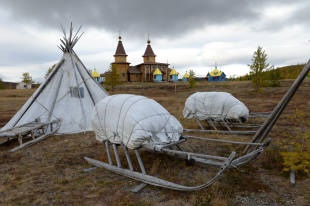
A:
[
  {"xmin": 182, "ymin": 71, "xmax": 190, "ymax": 82},
  {"xmin": 169, "ymin": 68, "xmax": 179, "ymax": 82},
  {"xmin": 153, "ymin": 68, "xmax": 163, "ymax": 82},
  {"xmin": 206, "ymin": 67, "xmax": 226, "ymax": 82},
  {"xmin": 16, "ymin": 82, "xmax": 32, "ymax": 89}
]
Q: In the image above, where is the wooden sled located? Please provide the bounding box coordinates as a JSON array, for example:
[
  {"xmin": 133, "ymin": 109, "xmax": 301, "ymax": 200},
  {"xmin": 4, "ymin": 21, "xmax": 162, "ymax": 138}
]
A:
[
  {"xmin": 84, "ymin": 132, "xmax": 268, "ymax": 192},
  {"xmin": 184, "ymin": 59, "xmax": 310, "ymax": 167},
  {"xmin": 85, "ymin": 60, "xmax": 309, "ymax": 192},
  {"xmin": 0, "ymin": 119, "xmax": 60, "ymax": 152}
]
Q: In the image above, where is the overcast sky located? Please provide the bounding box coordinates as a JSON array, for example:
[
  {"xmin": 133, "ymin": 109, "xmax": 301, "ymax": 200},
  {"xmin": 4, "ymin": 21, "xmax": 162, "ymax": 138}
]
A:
[{"xmin": 0, "ymin": 0, "xmax": 310, "ymax": 82}]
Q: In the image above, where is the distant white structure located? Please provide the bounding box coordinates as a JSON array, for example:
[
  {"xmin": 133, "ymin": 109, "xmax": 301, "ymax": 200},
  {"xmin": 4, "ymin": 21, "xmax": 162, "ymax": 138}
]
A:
[{"xmin": 16, "ymin": 82, "xmax": 32, "ymax": 89}]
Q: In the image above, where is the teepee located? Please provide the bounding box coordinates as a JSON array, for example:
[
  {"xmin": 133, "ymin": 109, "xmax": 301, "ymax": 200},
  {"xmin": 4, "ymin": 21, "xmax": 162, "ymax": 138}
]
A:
[{"xmin": 1, "ymin": 24, "xmax": 108, "ymax": 134}]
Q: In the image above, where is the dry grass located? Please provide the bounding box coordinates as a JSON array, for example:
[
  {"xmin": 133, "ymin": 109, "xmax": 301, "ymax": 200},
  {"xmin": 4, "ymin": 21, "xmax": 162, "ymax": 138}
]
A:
[
  {"xmin": 0, "ymin": 80, "xmax": 309, "ymax": 205},
  {"xmin": 0, "ymin": 89, "xmax": 34, "ymax": 127}
]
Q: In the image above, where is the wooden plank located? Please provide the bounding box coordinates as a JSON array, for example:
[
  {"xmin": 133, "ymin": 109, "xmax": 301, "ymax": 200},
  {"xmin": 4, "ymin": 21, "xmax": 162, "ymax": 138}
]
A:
[
  {"xmin": 1, "ymin": 120, "xmax": 61, "ymax": 152},
  {"xmin": 0, "ymin": 120, "xmax": 57, "ymax": 138},
  {"xmin": 183, "ymin": 135, "xmax": 263, "ymax": 146},
  {"xmin": 0, "ymin": 122, "xmax": 45, "ymax": 137},
  {"xmin": 10, "ymin": 132, "xmax": 50, "ymax": 152},
  {"xmin": 183, "ymin": 128, "xmax": 256, "ymax": 135}
]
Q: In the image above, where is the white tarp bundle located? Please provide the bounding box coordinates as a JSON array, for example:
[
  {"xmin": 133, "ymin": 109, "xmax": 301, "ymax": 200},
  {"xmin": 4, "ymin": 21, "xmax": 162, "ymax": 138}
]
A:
[
  {"xmin": 1, "ymin": 52, "xmax": 108, "ymax": 134},
  {"xmin": 183, "ymin": 92, "xmax": 249, "ymax": 122},
  {"xmin": 91, "ymin": 94, "xmax": 183, "ymax": 149}
]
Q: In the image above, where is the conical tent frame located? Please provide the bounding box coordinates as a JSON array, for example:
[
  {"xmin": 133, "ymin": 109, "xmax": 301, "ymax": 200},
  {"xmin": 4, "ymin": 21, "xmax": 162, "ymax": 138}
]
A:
[{"xmin": 0, "ymin": 23, "xmax": 108, "ymax": 151}]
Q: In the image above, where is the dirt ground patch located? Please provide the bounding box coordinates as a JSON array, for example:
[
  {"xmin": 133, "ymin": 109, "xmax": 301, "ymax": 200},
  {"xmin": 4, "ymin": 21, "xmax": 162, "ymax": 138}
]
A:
[{"xmin": 0, "ymin": 80, "xmax": 309, "ymax": 205}]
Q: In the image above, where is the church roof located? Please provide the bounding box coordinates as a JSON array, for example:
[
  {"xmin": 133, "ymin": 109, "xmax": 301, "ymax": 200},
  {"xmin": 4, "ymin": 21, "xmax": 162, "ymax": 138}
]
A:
[
  {"xmin": 143, "ymin": 39, "xmax": 156, "ymax": 57},
  {"xmin": 91, "ymin": 69, "xmax": 100, "ymax": 78},
  {"xmin": 169, "ymin": 69, "xmax": 179, "ymax": 75},
  {"xmin": 135, "ymin": 62, "xmax": 168, "ymax": 67},
  {"xmin": 153, "ymin": 68, "xmax": 162, "ymax": 75},
  {"xmin": 209, "ymin": 67, "xmax": 223, "ymax": 77},
  {"xmin": 114, "ymin": 36, "xmax": 127, "ymax": 56}
]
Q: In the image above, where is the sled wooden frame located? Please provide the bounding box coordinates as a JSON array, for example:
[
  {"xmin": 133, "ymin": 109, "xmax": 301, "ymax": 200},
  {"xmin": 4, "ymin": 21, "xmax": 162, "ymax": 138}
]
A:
[
  {"xmin": 85, "ymin": 139, "xmax": 236, "ymax": 192},
  {"xmin": 84, "ymin": 134, "xmax": 266, "ymax": 191},
  {"xmin": 0, "ymin": 119, "xmax": 61, "ymax": 152},
  {"xmin": 184, "ymin": 59, "xmax": 310, "ymax": 166}
]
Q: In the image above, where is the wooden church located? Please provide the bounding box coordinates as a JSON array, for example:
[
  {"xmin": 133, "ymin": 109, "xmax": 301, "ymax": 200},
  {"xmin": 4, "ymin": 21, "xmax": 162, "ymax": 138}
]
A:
[{"xmin": 111, "ymin": 36, "xmax": 178, "ymax": 82}]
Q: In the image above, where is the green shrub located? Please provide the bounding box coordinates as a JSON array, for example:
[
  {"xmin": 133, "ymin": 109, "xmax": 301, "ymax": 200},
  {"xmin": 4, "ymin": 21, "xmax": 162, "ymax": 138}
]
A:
[
  {"xmin": 188, "ymin": 70, "xmax": 196, "ymax": 88},
  {"xmin": 280, "ymin": 131, "xmax": 310, "ymax": 177},
  {"xmin": 262, "ymin": 68, "xmax": 281, "ymax": 87},
  {"xmin": 279, "ymin": 109, "xmax": 310, "ymax": 177}
]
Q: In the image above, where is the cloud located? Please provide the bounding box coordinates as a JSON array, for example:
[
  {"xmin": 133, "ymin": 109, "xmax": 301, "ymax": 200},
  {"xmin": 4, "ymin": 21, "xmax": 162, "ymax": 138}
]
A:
[
  {"xmin": 0, "ymin": 0, "xmax": 290, "ymax": 38},
  {"xmin": 0, "ymin": 0, "xmax": 310, "ymax": 82},
  {"xmin": 0, "ymin": 24, "xmax": 60, "ymax": 66}
]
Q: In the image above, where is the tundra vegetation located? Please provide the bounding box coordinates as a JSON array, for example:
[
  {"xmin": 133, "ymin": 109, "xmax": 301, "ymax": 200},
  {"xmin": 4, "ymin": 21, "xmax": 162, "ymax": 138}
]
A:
[{"xmin": 0, "ymin": 79, "xmax": 309, "ymax": 205}]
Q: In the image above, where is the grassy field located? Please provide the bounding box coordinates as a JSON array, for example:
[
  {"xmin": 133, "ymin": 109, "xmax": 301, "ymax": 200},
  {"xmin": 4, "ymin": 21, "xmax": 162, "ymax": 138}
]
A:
[{"xmin": 0, "ymin": 80, "xmax": 309, "ymax": 205}]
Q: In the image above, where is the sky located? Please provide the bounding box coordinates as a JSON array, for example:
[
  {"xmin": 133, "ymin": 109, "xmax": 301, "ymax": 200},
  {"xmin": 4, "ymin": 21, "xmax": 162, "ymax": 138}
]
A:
[{"xmin": 0, "ymin": 0, "xmax": 310, "ymax": 82}]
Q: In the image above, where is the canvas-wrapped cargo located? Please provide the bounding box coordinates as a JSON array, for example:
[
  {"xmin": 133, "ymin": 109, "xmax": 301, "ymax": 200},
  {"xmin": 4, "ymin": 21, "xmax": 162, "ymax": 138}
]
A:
[
  {"xmin": 91, "ymin": 94, "xmax": 183, "ymax": 149},
  {"xmin": 183, "ymin": 92, "xmax": 249, "ymax": 122}
]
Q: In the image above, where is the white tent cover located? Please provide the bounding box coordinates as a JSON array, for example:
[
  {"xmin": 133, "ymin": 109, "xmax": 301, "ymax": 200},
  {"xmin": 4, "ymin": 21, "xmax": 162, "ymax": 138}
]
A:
[
  {"xmin": 91, "ymin": 94, "xmax": 183, "ymax": 149},
  {"xmin": 183, "ymin": 92, "xmax": 249, "ymax": 122},
  {"xmin": 1, "ymin": 52, "xmax": 108, "ymax": 134}
]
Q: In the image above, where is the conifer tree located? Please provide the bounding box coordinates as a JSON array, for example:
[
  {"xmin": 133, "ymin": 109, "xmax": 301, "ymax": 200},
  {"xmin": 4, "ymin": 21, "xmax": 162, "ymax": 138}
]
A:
[
  {"xmin": 248, "ymin": 46, "xmax": 272, "ymax": 91},
  {"xmin": 105, "ymin": 64, "xmax": 120, "ymax": 91},
  {"xmin": 188, "ymin": 69, "xmax": 196, "ymax": 88},
  {"xmin": 21, "ymin": 72, "xmax": 33, "ymax": 84}
]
